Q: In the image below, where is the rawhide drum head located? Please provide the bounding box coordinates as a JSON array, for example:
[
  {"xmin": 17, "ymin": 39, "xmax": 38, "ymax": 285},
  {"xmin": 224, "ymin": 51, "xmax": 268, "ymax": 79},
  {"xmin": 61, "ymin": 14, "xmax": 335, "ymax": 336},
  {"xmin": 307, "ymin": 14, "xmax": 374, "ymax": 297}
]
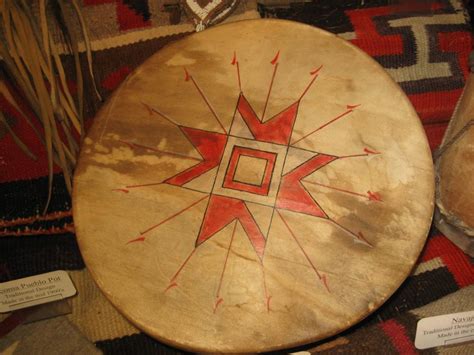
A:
[{"xmin": 73, "ymin": 19, "xmax": 434, "ymax": 353}]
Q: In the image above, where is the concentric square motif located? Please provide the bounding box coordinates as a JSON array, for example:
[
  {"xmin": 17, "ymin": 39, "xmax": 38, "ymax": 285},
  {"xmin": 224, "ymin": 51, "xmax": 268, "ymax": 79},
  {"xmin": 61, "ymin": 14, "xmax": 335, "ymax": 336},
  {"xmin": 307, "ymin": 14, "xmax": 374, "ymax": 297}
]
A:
[
  {"xmin": 214, "ymin": 136, "xmax": 286, "ymax": 206},
  {"xmin": 223, "ymin": 146, "xmax": 276, "ymax": 195}
]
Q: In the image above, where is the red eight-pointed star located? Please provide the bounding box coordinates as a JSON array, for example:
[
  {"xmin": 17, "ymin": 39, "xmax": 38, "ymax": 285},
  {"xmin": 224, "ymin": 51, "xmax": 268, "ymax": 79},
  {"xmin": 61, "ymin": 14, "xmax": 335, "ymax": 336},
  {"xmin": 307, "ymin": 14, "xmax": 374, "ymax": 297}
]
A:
[{"xmin": 117, "ymin": 51, "xmax": 381, "ymax": 312}]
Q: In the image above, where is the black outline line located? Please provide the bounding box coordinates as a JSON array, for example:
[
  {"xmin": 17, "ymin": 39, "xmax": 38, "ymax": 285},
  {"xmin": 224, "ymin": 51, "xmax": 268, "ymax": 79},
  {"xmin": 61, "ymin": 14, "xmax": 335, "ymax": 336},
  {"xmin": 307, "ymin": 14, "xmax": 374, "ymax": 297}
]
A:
[
  {"xmin": 164, "ymin": 127, "xmax": 227, "ymax": 185},
  {"xmin": 237, "ymin": 94, "xmax": 300, "ymax": 145},
  {"xmin": 261, "ymin": 61, "xmax": 279, "ymax": 121},
  {"xmin": 229, "ymin": 99, "xmax": 256, "ymax": 140},
  {"xmin": 194, "ymin": 195, "xmax": 267, "ymax": 262},
  {"xmin": 221, "ymin": 146, "xmax": 278, "ymax": 196}
]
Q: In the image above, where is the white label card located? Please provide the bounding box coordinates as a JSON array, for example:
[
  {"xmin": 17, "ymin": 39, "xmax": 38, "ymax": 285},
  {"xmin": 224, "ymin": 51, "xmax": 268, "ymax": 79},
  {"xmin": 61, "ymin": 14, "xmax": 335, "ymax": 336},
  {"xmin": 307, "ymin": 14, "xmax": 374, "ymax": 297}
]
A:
[
  {"xmin": 415, "ymin": 310, "xmax": 474, "ymax": 349},
  {"xmin": 0, "ymin": 270, "xmax": 77, "ymax": 313}
]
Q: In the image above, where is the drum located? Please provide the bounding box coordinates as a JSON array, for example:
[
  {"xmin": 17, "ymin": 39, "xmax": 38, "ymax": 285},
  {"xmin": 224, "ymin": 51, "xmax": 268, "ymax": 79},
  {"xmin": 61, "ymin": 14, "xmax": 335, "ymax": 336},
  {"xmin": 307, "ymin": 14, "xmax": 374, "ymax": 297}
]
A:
[
  {"xmin": 435, "ymin": 73, "xmax": 474, "ymax": 256},
  {"xmin": 73, "ymin": 19, "xmax": 434, "ymax": 353}
]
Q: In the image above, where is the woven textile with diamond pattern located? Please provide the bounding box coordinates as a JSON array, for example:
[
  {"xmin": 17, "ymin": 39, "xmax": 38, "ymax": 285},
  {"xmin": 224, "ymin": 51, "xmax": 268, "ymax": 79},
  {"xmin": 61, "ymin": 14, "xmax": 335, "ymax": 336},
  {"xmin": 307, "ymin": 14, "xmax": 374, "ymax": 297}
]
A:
[{"xmin": 0, "ymin": 1, "xmax": 473, "ymax": 354}]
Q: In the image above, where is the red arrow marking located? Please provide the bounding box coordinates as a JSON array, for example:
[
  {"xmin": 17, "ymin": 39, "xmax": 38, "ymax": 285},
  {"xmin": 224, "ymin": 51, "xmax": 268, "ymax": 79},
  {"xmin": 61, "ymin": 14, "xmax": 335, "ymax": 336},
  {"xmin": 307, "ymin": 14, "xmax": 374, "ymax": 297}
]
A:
[
  {"xmin": 339, "ymin": 148, "xmax": 381, "ymax": 159},
  {"xmin": 292, "ymin": 105, "xmax": 361, "ymax": 145},
  {"xmin": 237, "ymin": 94, "xmax": 298, "ymax": 145},
  {"xmin": 364, "ymin": 147, "xmax": 381, "ymax": 155},
  {"xmin": 164, "ymin": 282, "xmax": 178, "ymax": 293},
  {"xmin": 338, "ymin": 153, "xmax": 369, "ymax": 159},
  {"xmin": 357, "ymin": 231, "xmax": 371, "ymax": 245},
  {"xmin": 125, "ymin": 182, "xmax": 163, "ymax": 189},
  {"xmin": 321, "ymin": 274, "xmax": 330, "ymax": 292},
  {"xmin": 347, "ymin": 104, "xmax": 361, "ymax": 110},
  {"xmin": 127, "ymin": 195, "xmax": 208, "ymax": 244},
  {"xmin": 303, "ymin": 180, "xmax": 369, "ymax": 199},
  {"xmin": 165, "ymin": 247, "xmax": 199, "ymax": 292},
  {"xmin": 261, "ymin": 265, "xmax": 271, "ymax": 312},
  {"xmin": 329, "ymin": 219, "xmax": 373, "ymax": 247},
  {"xmin": 213, "ymin": 298, "xmax": 224, "ymax": 313},
  {"xmin": 213, "ymin": 221, "xmax": 238, "ymax": 314},
  {"xmin": 142, "ymin": 102, "xmax": 180, "ymax": 126},
  {"xmin": 196, "ymin": 195, "xmax": 266, "ymax": 260},
  {"xmin": 276, "ymin": 154, "xmax": 336, "ymax": 218},
  {"xmin": 277, "ymin": 210, "xmax": 330, "ymax": 292},
  {"xmin": 270, "ymin": 50, "xmax": 280, "ymax": 65},
  {"xmin": 367, "ymin": 191, "xmax": 382, "ymax": 201},
  {"xmin": 302, "ymin": 180, "xmax": 382, "ymax": 202},
  {"xmin": 119, "ymin": 140, "xmax": 201, "ymax": 162},
  {"xmin": 298, "ymin": 66, "xmax": 323, "ymax": 102},
  {"xmin": 262, "ymin": 53, "xmax": 280, "ymax": 120},
  {"xmin": 184, "ymin": 67, "xmax": 190, "ymax": 82},
  {"xmin": 310, "ymin": 65, "xmax": 323, "ymax": 75},
  {"xmin": 165, "ymin": 127, "xmax": 227, "ymax": 186},
  {"xmin": 184, "ymin": 69, "xmax": 227, "ymax": 134},
  {"xmin": 127, "ymin": 235, "xmax": 145, "ymax": 244},
  {"xmin": 231, "ymin": 52, "xmax": 242, "ymax": 92},
  {"xmin": 112, "ymin": 188, "xmax": 129, "ymax": 193},
  {"xmin": 266, "ymin": 295, "xmax": 272, "ymax": 312}
]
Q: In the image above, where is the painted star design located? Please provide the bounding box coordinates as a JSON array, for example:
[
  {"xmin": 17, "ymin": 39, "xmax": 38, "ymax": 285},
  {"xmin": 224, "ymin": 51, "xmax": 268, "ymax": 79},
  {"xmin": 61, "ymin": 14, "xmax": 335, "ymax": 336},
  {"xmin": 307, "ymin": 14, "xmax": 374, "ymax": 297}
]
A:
[{"xmin": 115, "ymin": 51, "xmax": 382, "ymax": 312}]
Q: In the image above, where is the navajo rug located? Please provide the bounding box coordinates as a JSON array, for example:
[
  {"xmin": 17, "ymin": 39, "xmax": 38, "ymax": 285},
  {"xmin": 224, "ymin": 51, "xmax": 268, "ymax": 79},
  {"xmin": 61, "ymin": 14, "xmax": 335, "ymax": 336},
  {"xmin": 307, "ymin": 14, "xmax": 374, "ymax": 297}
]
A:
[{"xmin": 1, "ymin": 0, "xmax": 473, "ymax": 354}]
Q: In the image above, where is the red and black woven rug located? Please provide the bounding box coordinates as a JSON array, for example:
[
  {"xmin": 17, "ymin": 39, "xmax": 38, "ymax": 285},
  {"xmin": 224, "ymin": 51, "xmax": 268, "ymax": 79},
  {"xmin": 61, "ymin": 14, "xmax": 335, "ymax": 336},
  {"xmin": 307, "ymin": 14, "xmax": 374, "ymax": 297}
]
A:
[{"xmin": 1, "ymin": 0, "xmax": 473, "ymax": 353}]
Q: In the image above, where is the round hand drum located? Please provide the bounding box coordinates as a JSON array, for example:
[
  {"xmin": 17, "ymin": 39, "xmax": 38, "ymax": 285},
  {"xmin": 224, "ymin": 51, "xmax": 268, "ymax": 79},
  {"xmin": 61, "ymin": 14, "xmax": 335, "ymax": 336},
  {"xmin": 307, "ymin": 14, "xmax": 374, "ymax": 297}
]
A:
[{"xmin": 73, "ymin": 19, "xmax": 434, "ymax": 353}]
